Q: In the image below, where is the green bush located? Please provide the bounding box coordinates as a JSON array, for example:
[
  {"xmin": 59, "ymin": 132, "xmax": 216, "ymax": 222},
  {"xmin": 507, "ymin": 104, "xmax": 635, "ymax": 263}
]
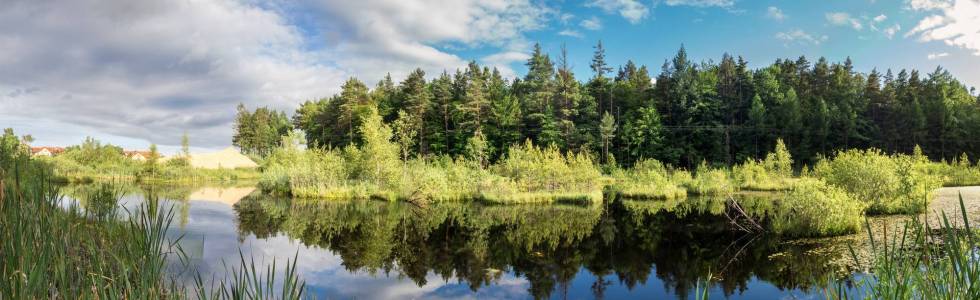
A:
[
  {"xmin": 923, "ymin": 153, "xmax": 980, "ymax": 187},
  {"xmin": 814, "ymin": 149, "xmax": 941, "ymax": 214},
  {"xmin": 732, "ymin": 139, "xmax": 796, "ymax": 191},
  {"xmin": 488, "ymin": 141, "xmax": 604, "ymax": 203},
  {"xmin": 686, "ymin": 162, "xmax": 735, "ymax": 195},
  {"xmin": 611, "ymin": 159, "xmax": 687, "ymax": 199},
  {"xmin": 771, "ymin": 178, "xmax": 866, "ymax": 237}
]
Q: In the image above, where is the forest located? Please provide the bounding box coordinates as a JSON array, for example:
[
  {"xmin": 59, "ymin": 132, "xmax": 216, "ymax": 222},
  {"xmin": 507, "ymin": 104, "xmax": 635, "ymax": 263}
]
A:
[{"xmin": 233, "ymin": 42, "xmax": 980, "ymax": 168}]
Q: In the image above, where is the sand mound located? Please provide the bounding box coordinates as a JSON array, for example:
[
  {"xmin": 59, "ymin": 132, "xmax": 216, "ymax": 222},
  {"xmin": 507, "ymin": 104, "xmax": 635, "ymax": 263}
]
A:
[{"xmin": 188, "ymin": 147, "xmax": 258, "ymax": 169}]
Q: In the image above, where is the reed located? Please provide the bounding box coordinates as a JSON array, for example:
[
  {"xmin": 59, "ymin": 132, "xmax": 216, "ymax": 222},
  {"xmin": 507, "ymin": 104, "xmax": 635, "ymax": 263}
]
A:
[
  {"xmin": 1, "ymin": 157, "xmax": 307, "ymax": 299},
  {"xmin": 824, "ymin": 194, "xmax": 980, "ymax": 299}
]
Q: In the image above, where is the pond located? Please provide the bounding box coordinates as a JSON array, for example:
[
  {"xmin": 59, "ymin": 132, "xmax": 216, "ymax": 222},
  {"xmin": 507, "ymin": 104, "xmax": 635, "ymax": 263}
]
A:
[{"xmin": 59, "ymin": 184, "xmax": 980, "ymax": 299}]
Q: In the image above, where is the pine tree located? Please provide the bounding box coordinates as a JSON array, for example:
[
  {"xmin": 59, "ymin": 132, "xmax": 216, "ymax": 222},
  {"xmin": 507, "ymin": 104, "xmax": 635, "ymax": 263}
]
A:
[{"xmin": 400, "ymin": 68, "xmax": 430, "ymax": 155}]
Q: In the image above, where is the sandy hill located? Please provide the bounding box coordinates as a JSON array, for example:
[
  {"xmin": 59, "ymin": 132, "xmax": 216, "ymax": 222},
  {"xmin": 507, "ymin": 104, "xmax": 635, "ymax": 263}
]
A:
[{"xmin": 188, "ymin": 147, "xmax": 258, "ymax": 169}]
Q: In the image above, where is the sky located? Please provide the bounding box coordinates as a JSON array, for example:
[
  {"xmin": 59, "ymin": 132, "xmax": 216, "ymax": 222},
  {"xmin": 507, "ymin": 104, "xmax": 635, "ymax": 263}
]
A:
[{"xmin": 1, "ymin": 0, "xmax": 978, "ymax": 155}]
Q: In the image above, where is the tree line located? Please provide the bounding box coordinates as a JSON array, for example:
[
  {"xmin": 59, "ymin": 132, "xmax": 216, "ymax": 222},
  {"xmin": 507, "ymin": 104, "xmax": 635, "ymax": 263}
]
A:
[{"xmin": 235, "ymin": 42, "xmax": 980, "ymax": 167}]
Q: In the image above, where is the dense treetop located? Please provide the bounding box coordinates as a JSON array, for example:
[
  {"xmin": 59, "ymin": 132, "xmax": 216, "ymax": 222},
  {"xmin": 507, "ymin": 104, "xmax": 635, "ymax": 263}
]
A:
[{"xmin": 238, "ymin": 42, "xmax": 980, "ymax": 168}]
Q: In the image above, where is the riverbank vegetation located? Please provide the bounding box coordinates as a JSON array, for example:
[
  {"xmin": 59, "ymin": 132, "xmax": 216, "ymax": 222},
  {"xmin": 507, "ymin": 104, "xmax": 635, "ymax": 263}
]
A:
[
  {"xmin": 35, "ymin": 136, "xmax": 258, "ymax": 184},
  {"xmin": 219, "ymin": 43, "xmax": 980, "ymax": 237},
  {"xmin": 0, "ymin": 129, "xmax": 305, "ymax": 299},
  {"xmin": 826, "ymin": 195, "xmax": 980, "ymax": 299},
  {"xmin": 259, "ymin": 112, "xmax": 605, "ymax": 204},
  {"xmin": 286, "ymin": 44, "xmax": 980, "ymax": 171}
]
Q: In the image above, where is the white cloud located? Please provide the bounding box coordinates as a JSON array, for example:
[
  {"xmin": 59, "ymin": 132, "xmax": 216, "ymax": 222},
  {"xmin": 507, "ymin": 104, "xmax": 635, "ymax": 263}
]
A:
[
  {"xmin": 776, "ymin": 29, "xmax": 829, "ymax": 46},
  {"xmin": 581, "ymin": 16, "xmax": 603, "ymax": 30},
  {"xmin": 305, "ymin": 0, "xmax": 551, "ymax": 81},
  {"xmin": 588, "ymin": 0, "xmax": 736, "ymax": 24},
  {"xmin": 0, "ymin": 0, "xmax": 552, "ymax": 148},
  {"xmin": 766, "ymin": 6, "xmax": 786, "ymax": 21},
  {"xmin": 873, "ymin": 14, "xmax": 888, "ymax": 23},
  {"xmin": 883, "ymin": 24, "xmax": 902, "ymax": 39},
  {"xmin": 587, "ymin": 0, "xmax": 649, "ymax": 24},
  {"xmin": 663, "ymin": 0, "xmax": 735, "ymax": 7},
  {"xmin": 906, "ymin": 0, "xmax": 980, "ymax": 55},
  {"xmin": 0, "ymin": 0, "xmax": 345, "ymax": 148},
  {"xmin": 558, "ymin": 29, "xmax": 584, "ymax": 38},
  {"xmin": 559, "ymin": 13, "xmax": 574, "ymax": 24},
  {"xmin": 928, "ymin": 52, "xmax": 950, "ymax": 59},
  {"xmin": 481, "ymin": 51, "xmax": 532, "ymax": 79},
  {"xmin": 907, "ymin": 0, "xmax": 953, "ymax": 11},
  {"xmin": 826, "ymin": 12, "xmax": 863, "ymax": 30}
]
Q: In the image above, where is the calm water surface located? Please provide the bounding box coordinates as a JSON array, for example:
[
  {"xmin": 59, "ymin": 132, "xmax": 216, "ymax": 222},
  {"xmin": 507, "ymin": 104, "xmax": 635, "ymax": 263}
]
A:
[{"xmin": 61, "ymin": 184, "xmax": 980, "ymax": 300}]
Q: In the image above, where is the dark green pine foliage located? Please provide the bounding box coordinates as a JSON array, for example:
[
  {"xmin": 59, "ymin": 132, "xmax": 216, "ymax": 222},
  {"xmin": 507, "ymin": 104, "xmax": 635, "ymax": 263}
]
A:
[
  {"xmin": 287, "ymin": 43, "xmax": 980, "ymax": 167},
  {"xmin": 232, "ymin": 104, "xmax": 290, "ymax": 157}
]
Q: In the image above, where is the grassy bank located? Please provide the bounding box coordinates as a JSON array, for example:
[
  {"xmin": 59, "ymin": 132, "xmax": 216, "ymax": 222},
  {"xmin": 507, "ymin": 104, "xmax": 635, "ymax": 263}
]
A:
[
  {"xmin": 825, "ymin": 195, "xmax": 980, "ymax": 299},
  {"xmin": 42, "ymin": 155, "xmax": 259, "ymax": 184},
  {"xmin": 0, "ymin": 130, "xmax": 305, "ymax": 298},
  {"xmin": 259, "ymin": 110, "xmax": 605, "ymax": 204}
]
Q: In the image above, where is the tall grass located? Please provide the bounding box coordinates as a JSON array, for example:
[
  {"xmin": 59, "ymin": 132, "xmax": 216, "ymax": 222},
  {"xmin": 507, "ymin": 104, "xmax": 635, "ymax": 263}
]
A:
[
  {"xmin": 41, "ymin": 155, "xmax": 259, "ymax": 184},
  {"xmin": 1, "ymin": 157, "xmax": 307, "ymax": 298},
  {"xmin": 1, "ymin": 162, "xmax": 183, "ymax": 298},
  {"xmin": 825, "ymin": 194, "xmax": 980, "ymax": 299},
  {"xmin": 922, "ymin": 153, "xmax": 980, "ymax": 187}
]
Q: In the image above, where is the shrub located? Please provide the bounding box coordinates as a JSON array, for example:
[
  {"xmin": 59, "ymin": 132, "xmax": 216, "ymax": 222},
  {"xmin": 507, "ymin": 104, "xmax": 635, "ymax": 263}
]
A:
[
  {"xmin": 686, "ymin": 162, "xmax": 735, "ymax": 195},
  {"xmin": 771, "ymin": 178, "xmax": 866, "ymax": 237},
  {"xmin": 259, "ymin": 148, "xmax": 352, "ymax": 199},
  {"xmin": 815, "ymin": 149, "xmax": 941, "ymax": 214},
  {"xmin": 732, "ymin": 139, "xmax": 795, "ymax": 191},
  {"xmin": 923, "ymin": 153, "xmax": 980, "ymax": 187},
  {"xmin": 612, "ymin": 159, "xmax": 687, "ymax": 199},
  {"xmin": 488, "ymin": 141, "xmax": 604, "ymax": 203}
]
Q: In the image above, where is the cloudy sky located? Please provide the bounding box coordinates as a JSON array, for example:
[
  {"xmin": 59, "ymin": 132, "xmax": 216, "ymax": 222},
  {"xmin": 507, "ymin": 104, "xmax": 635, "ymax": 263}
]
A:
[{"xmin": 1, "ymin": 0, "xmax": 978, "ymax": 154}]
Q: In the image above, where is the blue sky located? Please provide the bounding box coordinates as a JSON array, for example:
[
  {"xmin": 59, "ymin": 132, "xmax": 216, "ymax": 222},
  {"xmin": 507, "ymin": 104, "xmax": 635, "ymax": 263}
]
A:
[{"xmin": 1, "ymin": 0, "xmax": 977, "ymax": 154}]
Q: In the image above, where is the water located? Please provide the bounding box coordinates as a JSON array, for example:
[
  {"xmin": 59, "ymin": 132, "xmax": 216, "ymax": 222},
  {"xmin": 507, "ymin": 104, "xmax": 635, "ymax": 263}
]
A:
[{"xmin": 64, "ymin": 184, "xmax": 941, "ymax": 300}]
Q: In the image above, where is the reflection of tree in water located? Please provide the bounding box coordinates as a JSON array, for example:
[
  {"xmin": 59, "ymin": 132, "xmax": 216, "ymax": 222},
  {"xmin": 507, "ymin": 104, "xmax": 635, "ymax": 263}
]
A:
[
  {"xmin": 233, "ymin": 193, "xmax": 850, "ymax": 299},
  {"xmin": 59, "ymin": 183, "xmax": 196, "ymax": 225}
]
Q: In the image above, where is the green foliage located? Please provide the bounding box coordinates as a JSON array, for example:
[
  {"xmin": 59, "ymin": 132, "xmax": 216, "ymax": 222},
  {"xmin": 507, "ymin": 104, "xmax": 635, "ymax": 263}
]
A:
[
  {"xmin": 686, "ymin": 162, "xmax": 735, "ymax": 195},
  {"xmin": 261, "ymin": 134, "xmax": 604, "ymax": 203},
  {"xmin": 43, "ymin": 136, "xmax": 258, "ymax": 184},
  {"xmin": 1, "ymin": 157, "xmax": 306, "ymax": 298},
  {"xmin": 487, "ymin": 140, "xmax": 603, "ymax": 203},
  {"xmin": 732, "ymin": 139, "xmax": 796, "ymax": 191},
  {"xmin": 355, "ymin": 108, "xmax": 401, "ymax": 189},
  {"xmin": 232, "ymin": 103, "xmax": 291, "ymax": 157},
  {"xmin": 0, "ymin": 128, "xmax": 30, "ymax": 172},
  {"xmin": 62, "ymin": 136, "xmax": 127, "ymax": 166},
  {"xmin": 826, "ymin": 195, "xmax": 980, "ymax": 299},
  {"xmin": 611, "ymin": 158, "xmax": 687, "ymax": 199},
  {"xmin": 815, "ymin": 149, "xmax": 942, "ymax": 214},
  {"xmin": 288, "ymin": 46, "xmax": 980, "ymax": 169},
  {"xmin": 923, "ymin": 155, "xmax": 980, "ymax": 187},
  {"xmin": 771, "ymin": 178, "xmax": 865, "ymax": 237}
]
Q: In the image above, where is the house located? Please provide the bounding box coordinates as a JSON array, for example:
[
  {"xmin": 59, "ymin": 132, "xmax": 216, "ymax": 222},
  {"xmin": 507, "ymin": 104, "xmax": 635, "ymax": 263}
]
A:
[
  {"xmin": 30, "ymin": 146, "xmax": 64, "ymax": 157},
  {"xmin": 124, "ymin": 151, "xmax": 154, "ymax": 161}
]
